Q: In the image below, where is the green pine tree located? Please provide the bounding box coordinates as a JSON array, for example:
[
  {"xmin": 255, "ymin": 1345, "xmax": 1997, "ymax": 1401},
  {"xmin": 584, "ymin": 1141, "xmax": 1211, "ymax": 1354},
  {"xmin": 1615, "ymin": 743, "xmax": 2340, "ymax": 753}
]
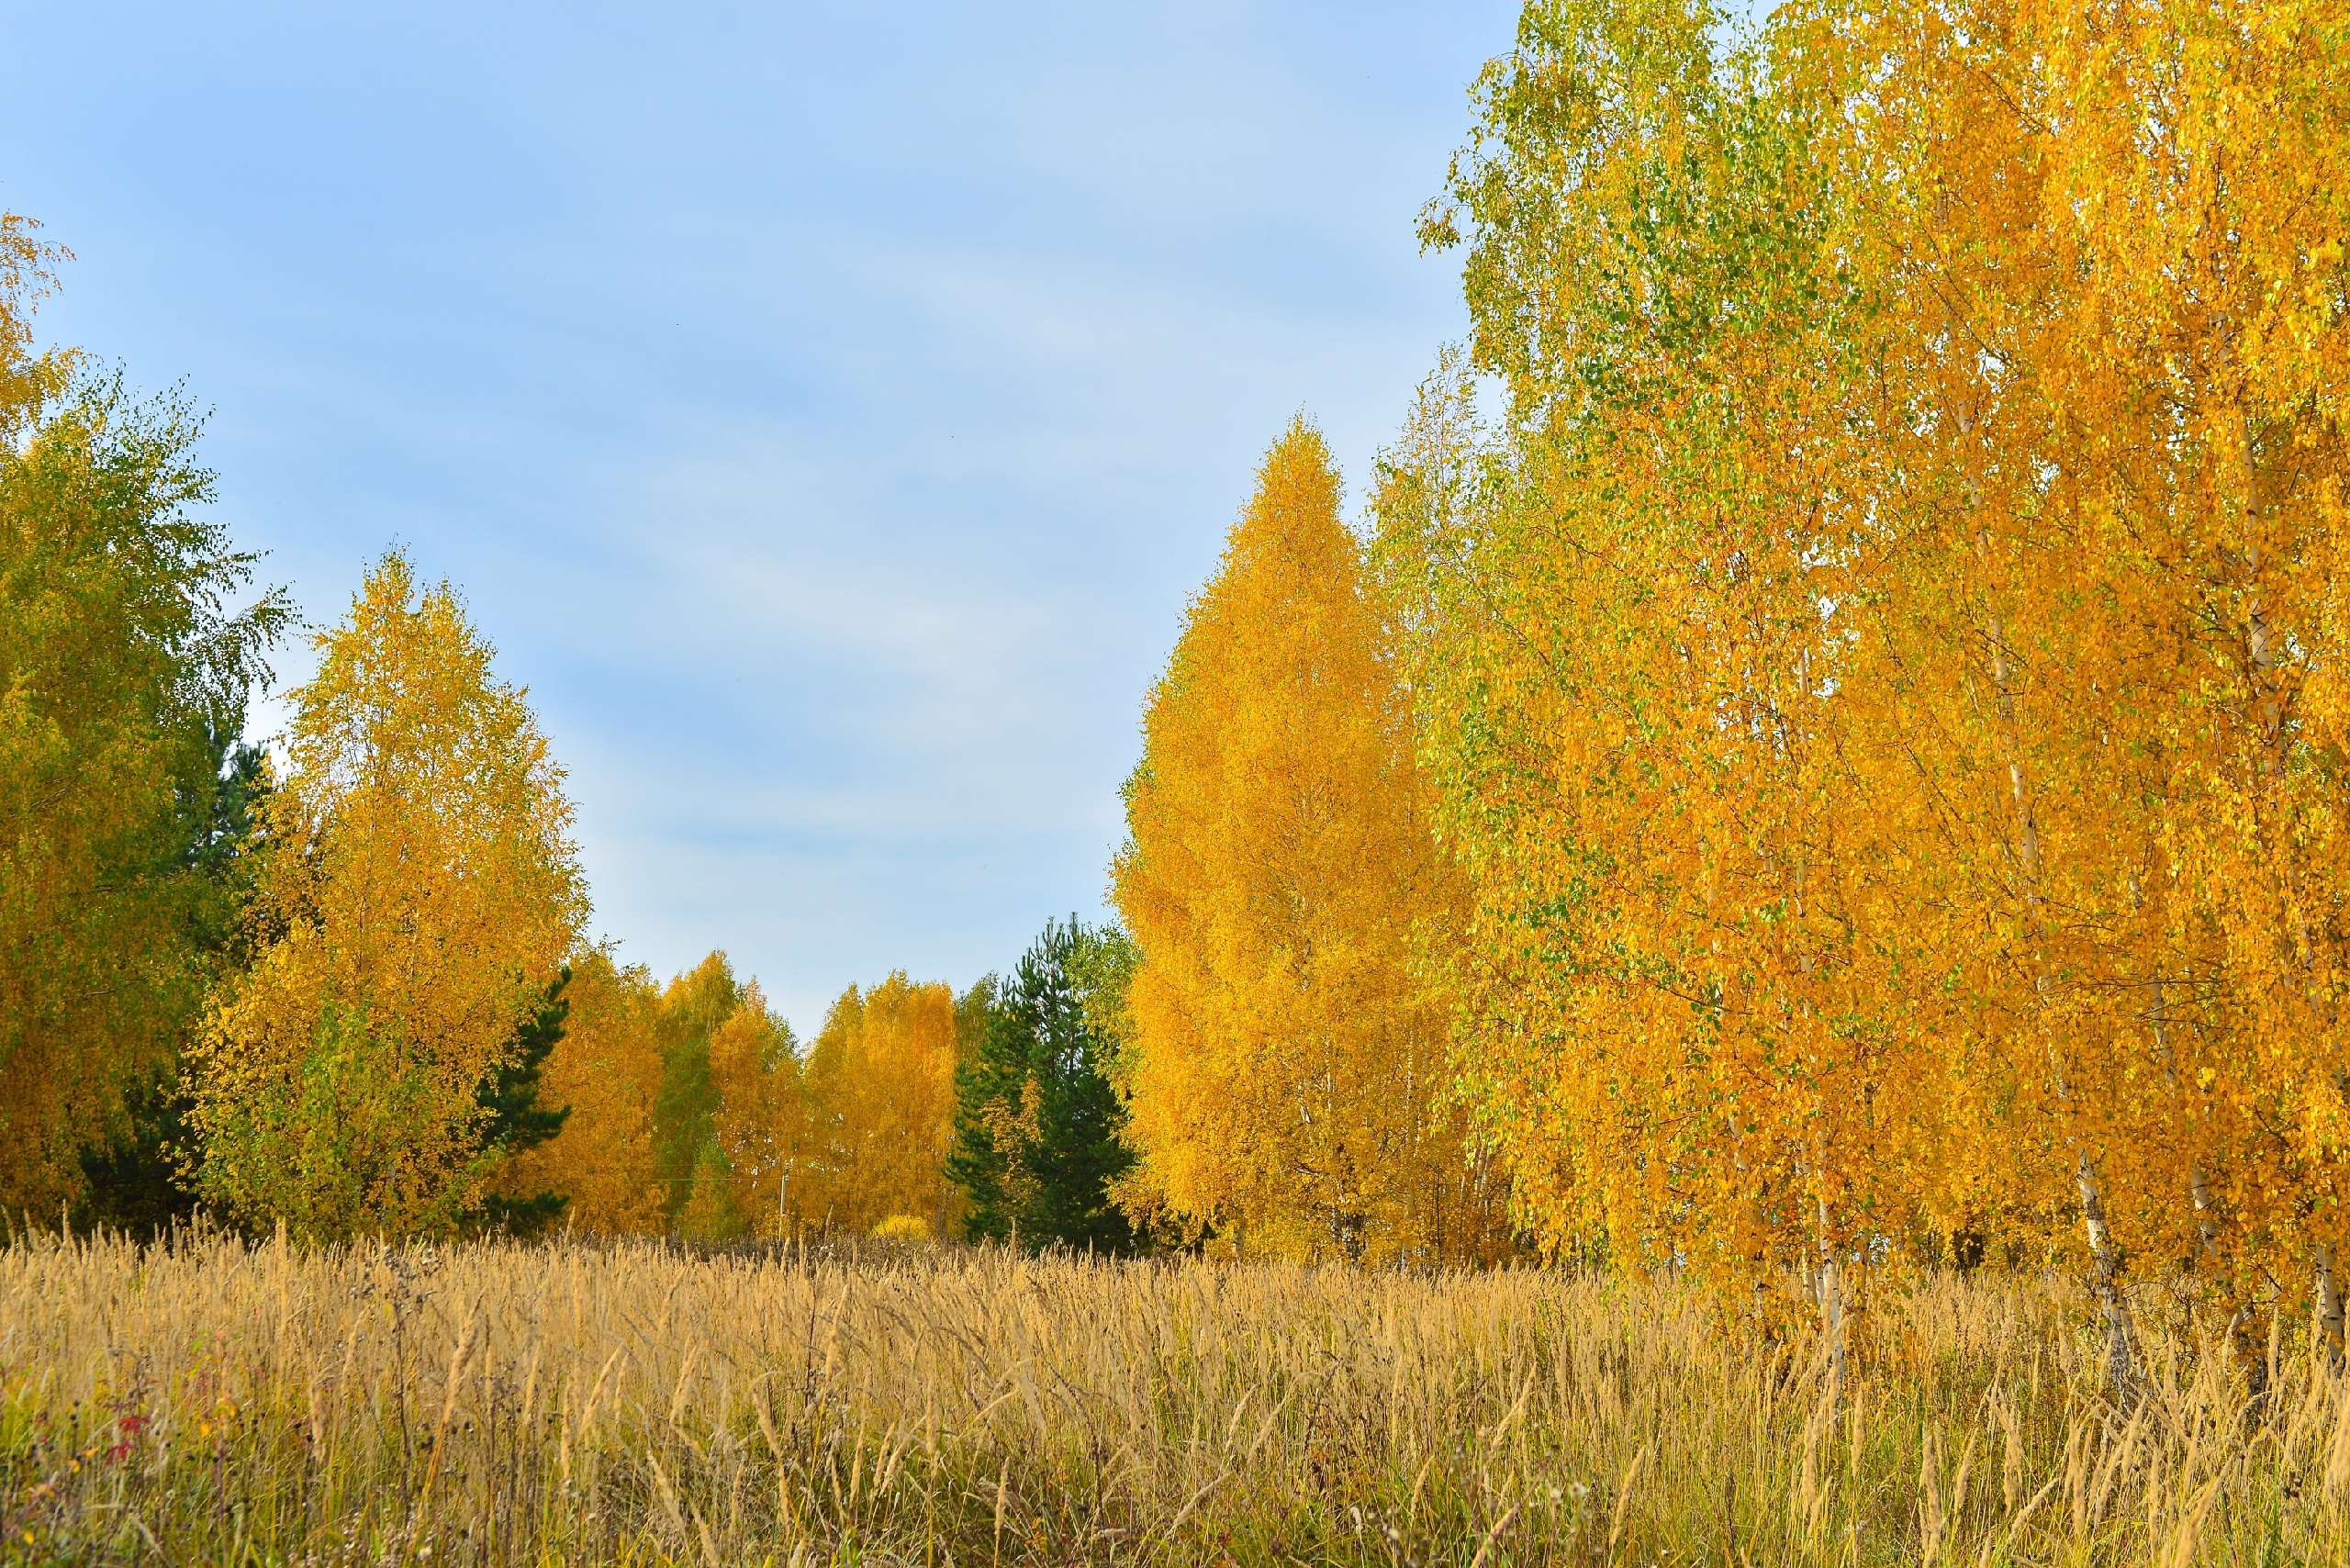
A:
[
  {"xmin": 947, "ymin": 917, "xmax": 1136, "ymax": 1253},
  {"xmin": 467, "ymin": 968, "xmax": 573, "ymax": 1235}
]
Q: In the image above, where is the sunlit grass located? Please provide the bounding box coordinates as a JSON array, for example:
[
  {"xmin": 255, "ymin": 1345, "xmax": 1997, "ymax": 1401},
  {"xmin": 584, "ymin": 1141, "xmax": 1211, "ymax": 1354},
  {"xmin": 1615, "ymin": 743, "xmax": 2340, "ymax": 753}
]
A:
[{"xmin": 4, "ymin": 1228, "xmax": 2345, "ymax": 1564}]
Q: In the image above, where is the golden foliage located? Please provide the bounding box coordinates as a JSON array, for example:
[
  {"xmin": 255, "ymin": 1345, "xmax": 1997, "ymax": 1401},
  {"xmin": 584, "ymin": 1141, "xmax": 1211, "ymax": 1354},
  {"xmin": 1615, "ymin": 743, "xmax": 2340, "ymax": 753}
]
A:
[
  {"xmin": 1116, "ymin": 420, "xmax": 1511, "ymax": 1262},
  {"xmin": 0, "ymin": 209, "xmax": 70, "ymax": 435},
  {"xmin": 650, "ymin": 950, "xmax": 748, "ymax": 1233},
  {"xmin": 191, "ymin": 552, "xmax": 588, "ymax": 1237},
  {"xmin": 1387, "ymin": 0, "xmax": 2350, "ymax": 1361},
  {"xmin": 1379, "ymin": 1, "xmax": 1937, "ymax": 1292},
  {"xmin": 491, "ymin": 948, "xmax": 669, "ymax": 1234},
  {"xmin": 798, "ymin": 972, "xmax": 964, "ymax": 1238},
  {"xmin": 705, "ymin": 977, "xmax": 808, "ymax": 1236},
  {"xmin": 487, "ymin": 951, "xmax": 969, "ymax": 1244}
]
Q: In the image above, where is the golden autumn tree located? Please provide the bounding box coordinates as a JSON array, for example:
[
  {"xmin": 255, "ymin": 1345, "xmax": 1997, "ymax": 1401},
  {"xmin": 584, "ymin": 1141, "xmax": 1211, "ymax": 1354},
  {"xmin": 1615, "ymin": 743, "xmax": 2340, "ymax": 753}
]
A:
[
  {"xmin": 488, "ymin": 946, "xmax": 670, "ymax": 1234},
  {"xmin": 650, "ymin": 951, "xmax": 746, "ymax": 1231},
  {"xmin": 1381, "ymin": 11, "xmax": 1950, "ymax": 1321},
  {"xmin": 703, "ymin": 981, "xmax": 809, "ymax": 1238},
  {"xmin": 1393, "ymin": 0, "xmax": 2115, "ymax": 1325},
  {"xmin": 798, "ymin": 973, "xmax": 964, "ymax": 1238},
  {"xmin": 0, "ymin": 212, "xmax": 68, "ymax": 433},
  {"xmin": 1397, "ymin": 0, "xmax": 2349, "ymax": 1380},
  {"xmin": 1726, "ymin": 0, "xmax": 2350, "ymax": 1377},
  {"xmin": 1951, "ymin": 0, "xmax": 2350, "ymax": 1368},
  {"xmin": 503, "ymin": 946, "xmax": 808, "ymax": 1239},
  {"xmin": 0, "ymin": 222, "xmax": 288, "ymax": 1213},
  {"xmin": 191, "ymin": 551, "xmax": 588, "ymax": 1238},
  {"xmin": 635, "ymin": 951, "xmax": 811, "ymax": 1238},
  {"xmin": 1115, "ymin": 419, "xmax": 1512, "ymax": 1263}
]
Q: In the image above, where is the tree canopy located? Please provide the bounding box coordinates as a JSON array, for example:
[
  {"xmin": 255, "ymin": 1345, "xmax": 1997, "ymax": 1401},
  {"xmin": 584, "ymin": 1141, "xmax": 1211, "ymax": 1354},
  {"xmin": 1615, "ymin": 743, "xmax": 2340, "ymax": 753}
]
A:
[
  {"xmin": 191, "ymin": 552, "xmax": 588, "ymax": 1238},
  {"xmin": 0, "ymin": 298, "xmax": 287, "ymax": 1212},
  {"xmin": 1115, "ymin": 419, "xmax": 1515, "ymax": 1263}
]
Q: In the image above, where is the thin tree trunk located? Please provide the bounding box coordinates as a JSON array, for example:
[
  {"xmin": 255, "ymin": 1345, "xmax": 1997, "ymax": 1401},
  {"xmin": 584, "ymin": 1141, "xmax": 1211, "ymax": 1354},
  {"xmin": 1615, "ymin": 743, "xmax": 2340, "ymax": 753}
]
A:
[
  {"xmin": 2074, "ymin": 1151, "xmax": 2134, "ymax": 1401},
  {"xmin": 2188, "ymin": 1164, "xmax": 2221, "ymax": 1261},
  {"xmin": 2317, "ymin": 1243, "xmax": 2345, "ymax": 1374},
  {"xmin": 2151, "ymin": 988, "xmax": 2223, "ymax": 1264},
  {"xmin": 1816, "ymin": 1194, "xmax": 1845, "ymax": 1404}
]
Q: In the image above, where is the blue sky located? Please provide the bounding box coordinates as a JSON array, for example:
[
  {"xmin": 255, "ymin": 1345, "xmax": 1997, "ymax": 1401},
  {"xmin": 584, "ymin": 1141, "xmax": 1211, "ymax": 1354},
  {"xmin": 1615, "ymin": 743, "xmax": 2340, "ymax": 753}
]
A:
[{"xmin": 5, "ymin": 2, "xmax": 1517, "ymax": 1035}]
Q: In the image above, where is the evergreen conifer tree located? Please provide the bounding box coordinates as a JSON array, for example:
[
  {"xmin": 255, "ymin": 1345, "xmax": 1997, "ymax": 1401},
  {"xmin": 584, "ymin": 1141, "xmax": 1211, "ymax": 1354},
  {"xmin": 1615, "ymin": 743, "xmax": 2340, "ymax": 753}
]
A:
[
  {"xmin": 948, "ymin": 917, "xmax": 1136, "ymax": 1253},
  {"xmin": 469, "ymin": 968, "xmax": 574, "ymax": 1234}
]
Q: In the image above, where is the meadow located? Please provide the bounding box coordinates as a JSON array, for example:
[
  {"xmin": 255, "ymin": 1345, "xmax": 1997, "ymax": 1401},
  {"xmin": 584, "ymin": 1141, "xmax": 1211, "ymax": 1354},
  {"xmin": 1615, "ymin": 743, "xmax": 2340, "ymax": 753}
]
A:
[{"xmin": 5, "ymin": 1231, "xmax": 2346, "ymax": 1567}]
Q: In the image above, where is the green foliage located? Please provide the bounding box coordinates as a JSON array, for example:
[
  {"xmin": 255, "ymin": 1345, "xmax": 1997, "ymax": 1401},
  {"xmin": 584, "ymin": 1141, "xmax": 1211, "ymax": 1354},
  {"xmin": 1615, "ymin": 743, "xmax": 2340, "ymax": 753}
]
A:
[
  {"xmin": 948, "ymin": 917, "xmax": 1137, "ymax": 1253},
  {"xmin": 468, "ymin": 968, "xmax": 574, "ymax": 1236},
  {"xmin": 476, "ymin": 969, "xmax": 573, "ymax": 1155},
  {"xmin": 651, "ymin": 955, "xmax": 741, "ymax": 1227},
  {"xmin": 1066, "ymin": 924, "xmax": 1137, "ymax": 1065},
  {"xmin": 80, "ymin": 734, "xmax": 276, "ymax": 1233},
  {"xmin": 0, "ymin": 370, "xmax": 287, "ymax": 1212},
  {"xmin": 678, "ymin": 1139, "xmax": 744, "ymax": 1240},
  {"xmin": 953, "ymin": 973, "xmax": 1000, "ymax": 1058}
]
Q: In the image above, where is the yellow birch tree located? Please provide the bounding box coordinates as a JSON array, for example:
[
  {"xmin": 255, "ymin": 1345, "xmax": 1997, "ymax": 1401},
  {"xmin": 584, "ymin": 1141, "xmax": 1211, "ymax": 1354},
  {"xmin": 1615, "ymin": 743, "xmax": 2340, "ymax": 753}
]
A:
[
  {"xmin": 1381, "ymin": 1, "xmax": 1960, "ymax": 1325},
  {"xmin": 1396, "ymin": 0, "xmax": 2348, "ymax": 1379},
  {"xmin": 799, "ymin": 973, "xmax": 964, "ymax": 1238},
  {"xmin": 192, "ymin": 551, "xmax": 588, "ymax": 1238},
  {"xmin": 489, "ymin": 947, "xmax": 670, "ymax": 1234},
  {"xmin": 1115, "ymin": 418, "xmax": 1513, "ymax": 1263},
  {"xmin": 707, "ymin": 980, "xmax": 810, "ymax": 1238}
]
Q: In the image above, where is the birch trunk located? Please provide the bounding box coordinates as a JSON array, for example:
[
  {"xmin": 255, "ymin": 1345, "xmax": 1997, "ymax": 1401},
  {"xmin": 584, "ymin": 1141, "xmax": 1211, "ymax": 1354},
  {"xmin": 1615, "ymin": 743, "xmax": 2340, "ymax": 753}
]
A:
[
  {"xmin": 2188, "ymin": 1165, "xmax": 2222, "ymax": 1260},
  {"xmin": 1816, "ymin": 1194, "xmax": 1845, "ymax": 1403},
  {"xmin": 2151, "ymin": 991, "xmax": 2223, "ymax": 1264},
  {"xmin": 2317, "ymin": 1244, "xmax": 2345, "ymax": 1374},
  {"xmin": 2074, "ymin": 1151, "xmax": 2134, "ymax": 1400}
]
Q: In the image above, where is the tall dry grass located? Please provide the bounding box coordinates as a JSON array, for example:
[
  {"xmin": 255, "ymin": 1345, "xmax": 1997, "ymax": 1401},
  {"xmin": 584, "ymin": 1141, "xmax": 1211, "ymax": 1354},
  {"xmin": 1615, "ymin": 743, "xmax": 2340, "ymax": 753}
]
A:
[{"xmin": 3, "ymin": 1229, "xmax": 2346, "ymax": 1565}]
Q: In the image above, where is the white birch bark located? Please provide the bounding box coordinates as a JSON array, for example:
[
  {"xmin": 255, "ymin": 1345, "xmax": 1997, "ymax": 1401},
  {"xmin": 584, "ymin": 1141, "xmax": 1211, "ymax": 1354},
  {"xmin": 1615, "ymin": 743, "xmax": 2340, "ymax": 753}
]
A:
[
  {"xmin": 2317, "ymin": 1243, "xmax": 2345, "ymax": 1374},
  {"xmin": 1816, "ymin": 1193, "xmax": 1845, "ymax": 1404}
]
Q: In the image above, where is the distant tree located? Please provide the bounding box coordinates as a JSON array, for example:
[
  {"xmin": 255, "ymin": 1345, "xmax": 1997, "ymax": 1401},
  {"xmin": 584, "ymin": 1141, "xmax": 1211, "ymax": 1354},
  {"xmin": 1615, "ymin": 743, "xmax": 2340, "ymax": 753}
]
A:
[
  {"xmin": 518, "ymin": 949, "xmax": 808, "ymax": 1240},
  {"xmin": 948, "ymin": 917, "xmax": 1137, "ymax": 1254},
  {"xmin": 800, "ymin": 974, "xmax": 963, "ymax": 1238},
  {"xmin": 705, "ymin": 980, "xmax": 806, "ymax": 1238},
  {"xmin": 489, "ymin": 946, "xmax": 669, "ymax": 1234},
  {"xmin": 954, "ymin": 974, "xmax": 1000, "ymax": 1060},
  {"xmin": 651, "ymin": 953, "xmax": 744, "ymax": 1229},
  {"xmin": 677, "ymin": 1141, "xmax": 741, "ymax": 1242}
]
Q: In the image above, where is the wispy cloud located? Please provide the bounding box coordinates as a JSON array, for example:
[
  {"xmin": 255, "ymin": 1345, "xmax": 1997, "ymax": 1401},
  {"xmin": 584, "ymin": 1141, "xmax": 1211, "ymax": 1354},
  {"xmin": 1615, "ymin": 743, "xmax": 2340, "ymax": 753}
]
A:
[{"xmin": 5, "ymin": 0, "xmax": 1514, "ymax": 1033}]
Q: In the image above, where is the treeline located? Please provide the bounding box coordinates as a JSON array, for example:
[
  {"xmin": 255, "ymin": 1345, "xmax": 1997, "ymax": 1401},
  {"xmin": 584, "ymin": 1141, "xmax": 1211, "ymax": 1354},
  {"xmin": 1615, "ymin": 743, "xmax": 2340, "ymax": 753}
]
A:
[
  {"xmin": 10, "ymin": 0, "xmax": 2350, "ymax": 1393},
  {"xmin": 0, "ymin": 218, "xmax": 1141, "ymax": 1251},
  {"xmin": 489, "ymin": 924, "xmax": 1136, "ymax": 1249}
]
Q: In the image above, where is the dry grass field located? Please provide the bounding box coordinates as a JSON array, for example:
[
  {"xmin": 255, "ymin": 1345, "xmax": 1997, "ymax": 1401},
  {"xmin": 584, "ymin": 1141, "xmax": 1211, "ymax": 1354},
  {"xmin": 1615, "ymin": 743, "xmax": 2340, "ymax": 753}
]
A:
[{"xmin": 4, "ymin": 1230, "xmax": 2347, "ymax": 1566}]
